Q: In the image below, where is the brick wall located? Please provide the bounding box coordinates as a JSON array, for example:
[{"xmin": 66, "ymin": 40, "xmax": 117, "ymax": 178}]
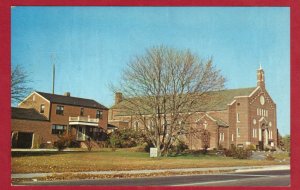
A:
[
  {"xmin": 19, "ymin": 92, "xmax": 50, "ymax": 119},
  {"xmin": 50, "ymin": 103, "xmax": 108, "ymax": 130},
  {"xmin": 248, "ymin": 89, "xmax": 277, "ymax": 147},
  {"xmin": 11, "ymin": 119, "xmax": 57, "ymax": 146}
]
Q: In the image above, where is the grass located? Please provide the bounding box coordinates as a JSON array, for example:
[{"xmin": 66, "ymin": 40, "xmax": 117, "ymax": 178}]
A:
[
  {"xmin": 11, "ymin": 148, "xmax": 286, "ymax": 174},
  {"xmin": 271, "ymin": 152, "xmax": 290, "ymax": 160}
]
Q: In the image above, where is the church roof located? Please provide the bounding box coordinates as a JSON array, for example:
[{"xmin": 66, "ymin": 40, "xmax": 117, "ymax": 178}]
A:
[{"xmin": 111, "ymin": 87, "xmax": 256, "ymax": 116}]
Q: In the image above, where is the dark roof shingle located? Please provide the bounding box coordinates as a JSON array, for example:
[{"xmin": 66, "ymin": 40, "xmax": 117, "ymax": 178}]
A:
[
  {"xmin": 11, "ymin": 107, "xmax": 48, "ymax": 121},
  {"xmin": 111, "ymin": 87, "xmax": 256, "ymax": 116},
  {"xmin": 36, "ymin": 91, "xmax": 108, "ymax": 110}
]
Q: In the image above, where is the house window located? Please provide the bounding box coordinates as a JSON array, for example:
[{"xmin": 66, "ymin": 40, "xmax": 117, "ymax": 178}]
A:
[
  {"xmin": 237, "ymin": 128, "xmax": 240, "ymax": 137},
  {"xmin": 269, "ymin": 131, "xmax": 273, "ymax": 139},
  {"xmin": 236, "ymin": 113, "xmax": 240, "ymax": 123},
  {"xmin": 260, "ymin": 109, "xmax": 262, "ymax": 116},
  {"xmin": 51, "ymin": 125, "xmax": 67, "ymax": 134},
  {"xmin": 40, "ymin": 104, "xmax": 45, "ymax": 113},
  {"xmin": 253, "ymin": 128, "xmax": 257, "ymax": 138},
  {"xmin": 231, "ymin": 134, "xmax": 234, "ymax": 141},
  {"xmin": 219, "ymin": 133, "xmax": 224, "ymax": 142},
  {"xmin": 56, "ymin": 105, "xmax": 64, "ymax": 115},
  {"xmin": 80, "ymin": 108, "xmax": 84, "ymax": 116},
  {"xmin": 96, "ymin": 110, "xmax": 103, "ymax": 119}
]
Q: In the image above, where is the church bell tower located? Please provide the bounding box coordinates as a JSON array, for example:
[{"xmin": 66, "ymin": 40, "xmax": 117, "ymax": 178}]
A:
[{"xmin": 257, "ymin": 64, "xmax": 265, "ymax": 89}]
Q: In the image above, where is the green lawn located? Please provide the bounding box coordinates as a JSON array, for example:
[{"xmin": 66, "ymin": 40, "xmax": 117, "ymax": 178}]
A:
[{"xmin": 11, "ymin": 148, "xmax": 286, "ymax": 174}]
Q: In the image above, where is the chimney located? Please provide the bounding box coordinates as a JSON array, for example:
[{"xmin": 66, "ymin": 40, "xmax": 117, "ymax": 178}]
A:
[
  {"xmin": 64, "ymin": 92, "xmax": 71, "ymax": 97},
  {"xmin": 115, "ymin": 92, "xmax": 123, "ymax": 104}
]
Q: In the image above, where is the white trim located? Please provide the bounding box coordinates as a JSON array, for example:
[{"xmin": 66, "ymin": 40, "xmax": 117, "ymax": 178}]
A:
[
  {"xmin": 108, "ymin": 120, "xmax": 129, "ymax": 123},
  {"xmin": 259, "ymin": 117, "xmax": 268, "ymax": 123},
  {"xmin": 17, "ymin": 91, "xmax": 35, "ymax": 106},
  {"xmin": 18, "ymin": 91, "xmax": 50, "ymax": 107},
  {"xmin": 249, "ymin": 86, "xmax": 260, "ymax": 97},
  {"xmin": 234, "ymin": 96, "xmax": 249, "ymax": 98},
  {"xmin": 205, "ymin": 113, "xmax": 217, "ymax": 122},
  {"xmin": 196, "ymin": 113, "xmax": 216, "ymax": 122},
  {"xmin": 227, "ymin": 100, "xmax": 236, "ymax": 106},
  {"xmin": 31, "ymin": 133, "xmax": 35, "ymax": 149}
]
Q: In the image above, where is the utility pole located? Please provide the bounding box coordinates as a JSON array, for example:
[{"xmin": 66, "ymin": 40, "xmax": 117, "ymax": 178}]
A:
[
  {"xmin": 52, "ymin": 63, "xmax": 55, "ymax": 94},
  {"xmin": 51, "ymin": 53, "xmax": 56, "ymax": 94}
]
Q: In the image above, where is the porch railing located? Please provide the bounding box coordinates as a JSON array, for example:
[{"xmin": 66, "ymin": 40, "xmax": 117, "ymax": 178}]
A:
[{"xmin": 69, "ymin": 116, "xmax": 99, "ymax": 123}]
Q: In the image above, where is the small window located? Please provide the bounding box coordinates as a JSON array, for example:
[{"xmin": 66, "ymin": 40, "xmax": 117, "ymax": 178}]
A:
[
  {"xmin": 96, "ymin": 110, "xmax": 103, "ymax": 119},
  {"xmin": 80, "ymin": 108, "xmax": 84, "ymax": 116},
  {"xmin": 236, "ymin": 113, "xmax": 240, "ymax": 123},
  {"xmin": 237, "ymin": 128, "xmax": 241, "ymax": 137},
  {"xmin": 40, "ymin": 104, "xmax": 45, "ymax": 113},
  {"xmin": 231, "ymin": 134, "xmax": 234, "ymax": 141},
  {"xmin": 56, "ymin": 105, "xmax": 64, "ymax": 115},
  {"xmin": 51, "ymin": 125, "xmax": 66, "ymax": 134}
]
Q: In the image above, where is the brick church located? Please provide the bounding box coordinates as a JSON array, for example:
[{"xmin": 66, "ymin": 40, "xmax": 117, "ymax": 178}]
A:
[{"xmin": 109, "ymin": 66, "xmax": 278, "ymax": 150}]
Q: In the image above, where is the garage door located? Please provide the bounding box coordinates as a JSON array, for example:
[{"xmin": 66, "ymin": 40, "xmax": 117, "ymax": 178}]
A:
[{"xmin": 16, "ymin": 132, "xmax": 33, "ymax": 148}]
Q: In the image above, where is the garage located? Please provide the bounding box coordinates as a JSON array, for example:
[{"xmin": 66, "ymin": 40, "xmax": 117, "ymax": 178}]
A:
[{"xmin": 12, "ymin": 132, "xmax": 33, "ymax": 148}]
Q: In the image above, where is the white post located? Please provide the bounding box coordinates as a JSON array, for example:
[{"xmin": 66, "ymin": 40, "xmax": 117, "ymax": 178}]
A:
[{"xmin": 31, "ymin": 133, "xmax": 35, "ymax": 149}]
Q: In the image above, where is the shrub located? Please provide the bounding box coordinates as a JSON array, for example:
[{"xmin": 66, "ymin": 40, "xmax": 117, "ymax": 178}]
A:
[
  {"xmin": 107, "ymin": 128, "xmax": 146, "ymax": 149},
  {"xmin": 54, "ymin": 132, "xmax": 77, "ymax": 151},
  {"xmin": 224, "ymin": 147, "xmax": 235, "ymax": 157},
  {"xmin": 223, "ymin": 145, "xmax": 252, "ymax": 159},
  {"xmin": 247, "ymin": 144, "xmax": 256, "ymax": 151},
  {"xmin": 143, "ymin": 141, "xmax": 153, "ymax": 152},
  {"xmin": 170, "ymin": 140, "xmax": 188, "ymax": 155},
  {"xmin": 40, "ymin": 142, "xmax": 54, "ymax": 149},
  {"xmin": 233, "ymin": 147, "xmax": 252, "ymax": 159}
]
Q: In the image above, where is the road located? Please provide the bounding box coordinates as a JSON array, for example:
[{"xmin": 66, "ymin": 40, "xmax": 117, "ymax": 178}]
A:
[{"xmin": 14, "ymin": 170, "xmax": 290, "ymax": 186}]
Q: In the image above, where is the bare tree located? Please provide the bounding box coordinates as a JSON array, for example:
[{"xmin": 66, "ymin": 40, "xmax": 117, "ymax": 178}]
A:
[
  {"xmin": 11, "ymin": 65, "xmax": 32, "ymax": 104},
  {"xmin": 114, "ymin": 46, "xmax": 225, "ymax": 156}
]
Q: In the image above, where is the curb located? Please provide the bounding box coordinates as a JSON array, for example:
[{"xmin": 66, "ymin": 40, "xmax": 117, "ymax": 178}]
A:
[{"xmin": 12, "ymin": 165, "xmax": 290, "ymax": 179}]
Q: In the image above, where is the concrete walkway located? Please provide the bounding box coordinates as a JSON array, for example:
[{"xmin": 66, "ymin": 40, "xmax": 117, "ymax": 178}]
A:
[{"xmin": 12, "ymin": 165, "xmax": 290, "ymax": 179}]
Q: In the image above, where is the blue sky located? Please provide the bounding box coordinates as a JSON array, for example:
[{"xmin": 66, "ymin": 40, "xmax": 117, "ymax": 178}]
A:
[{"xmin": 11, "ymin": 7, "xmax": 290, "ymax": 135}]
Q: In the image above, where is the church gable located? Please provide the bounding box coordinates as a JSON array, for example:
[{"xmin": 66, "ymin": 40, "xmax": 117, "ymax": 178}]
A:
[
  {"xmin": 249, "ymin": 86, "xmax": 276, "ymax": 109},
  {"xmin": 195, "ymin": 113, "xmax": 229, "ymax": 129}
]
